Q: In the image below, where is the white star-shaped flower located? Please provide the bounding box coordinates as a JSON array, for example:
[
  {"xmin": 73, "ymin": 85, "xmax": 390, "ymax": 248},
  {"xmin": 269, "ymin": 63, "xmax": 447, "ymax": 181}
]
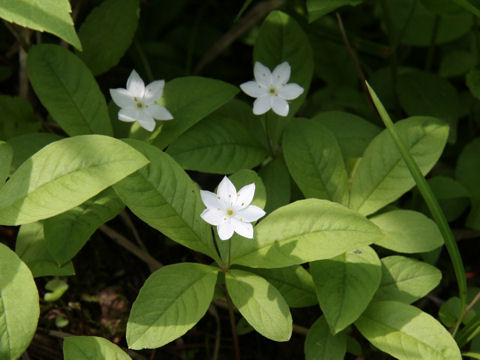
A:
[
  {"xmin": 109, "ymin": 69, "xmax": 173, "ymax": 132},
  {"xmin": 240, "ymin": 61, "xmax": 304, "ymax": 117},
  {"xmin": 200, "ymin": 176, "xmax": 266, "ymax": 240}
]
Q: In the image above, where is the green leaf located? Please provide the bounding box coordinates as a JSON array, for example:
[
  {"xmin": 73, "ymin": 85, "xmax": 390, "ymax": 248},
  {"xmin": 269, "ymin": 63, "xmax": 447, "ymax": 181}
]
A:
[
  {"xmin": 113, "ymin": 139, "xmax": 218, "ymax": 261},
  {"xmin": 305, "ymin": 316, "xmax": 347, "ymax": 360},
  {"xmin": 0, "ymin": 0, "xmax": 81, "ymax": 49},
  {"xmin": 245, "ymin": 265, "xmax": 317, "ymax": 308},
  {"xmin": 15, "ymin": 222, "xmax": 75, "ymax": 277},
  {"xmin": 355, "ymin": 301, "xmax": 461, "ymax": 360},
  {"xmin": 0, "ymin": 96, "xmax": 40, "ymax": 140},
  {"xmin": 374, "ymin": 256, "xmax": 442, "ymax": 304},
  {"xmin": 0, "ymin": 135, "xmax": 148, "ymax": 225},
  {"xmin": 467, "ymin": 70, "xmax": 480, "ymax": 100},
  {"xmin": 126, "ymin": 263, "xmax": 218, "ymax": 349},
  {"xmin": 307, "ymin": 0, "xmax": 363, "ymax": 22},
  {"xmin": 440, "ymin": 50, "xmax": 476, "ymax": 78},
  {"xmin": 77, "ymin": 0, "xmax": 139, "ymax": 75},
  {"xmin": 229, "ymin": 199, "xmax": 383, "ymax": 268},
  {"xmin": 44, "ymin": 188, "xmax": 124, "ymax": 265},
  {"xmin": 370, "ymin": 210, "xmax": 444, "ymax": 253},
  {"xmin": 27, "ymin": 44, "xmax": 113, "ymax": 136},
  {"xmin": 0, "ymin": 242, "xmax": 40, "ymax": 359},
  {"xmin": 259, "ymin": 157, "xmax": 291, "ymax": 213},
  {"xmin": 226, "ymin": 269, "xmax": 292, "ymax": 341},
  {"xmin": 426, "ymin": 176, "xmax": 470, "ymax": 222},
  {"xmin": 311, "ymin": 246, "xmax": 381, "ymax": 334},
  {"xmin": 349, "ymin": 116, "xmax": 449, "ymax": 216},
  {"xmin": 0, "ymin": 141, "xmax": 12, "ymax": 185},
  {"xmin": 153, "ymin": 77, "xmax": 239, "ymax": 148},
  {"xmin": 64, "ymin": 336, "xmax": 131, "ymax": 360},
  {"xmin": 283, "ymin": 117, "xmax": 349, "ymax": 205}
]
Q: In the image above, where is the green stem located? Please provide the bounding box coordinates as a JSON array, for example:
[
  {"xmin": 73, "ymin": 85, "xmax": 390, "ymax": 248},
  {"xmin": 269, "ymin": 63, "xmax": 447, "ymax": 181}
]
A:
[
  {"xmin": 225, "ymin": 291, "xmax": 240, "ymax": 360},
  {"xmin": 425, "ymin": 15, "xmax": 440, "ymax": 71},
  {"xmin": 211, "ymin": 228, "xmax": 224, "ymax": 268}
]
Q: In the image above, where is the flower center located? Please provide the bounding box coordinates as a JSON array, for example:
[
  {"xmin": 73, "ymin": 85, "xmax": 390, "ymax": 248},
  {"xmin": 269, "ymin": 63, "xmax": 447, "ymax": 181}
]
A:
[
  {"xmin": 136, "ymin": 102, "xmax": 144, "ymax": 108},
  {"xmin": 226, "ymin": 209, "xmax": 235, "ymax": 217},
  {"xmin": 268, "ymin": 87, "xmax": 278, "ymax": 96}
]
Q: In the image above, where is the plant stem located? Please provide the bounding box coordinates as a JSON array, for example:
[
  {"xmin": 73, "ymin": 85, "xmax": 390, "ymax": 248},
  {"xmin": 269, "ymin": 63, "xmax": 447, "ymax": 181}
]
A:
[
  {"xmin": 227, "ymin": 239, "xmax": 232, "ymax": 268},
  {"xmin": 211, "ymin": 227, "xmax": 224, "ymax": 268},
  {"xmin": 425, "ymin": 15, "xmax": 440, "ymax": 71},
  {"xmin": 225, "ymin": 292, "xmax": 240, "ymax": 360}
]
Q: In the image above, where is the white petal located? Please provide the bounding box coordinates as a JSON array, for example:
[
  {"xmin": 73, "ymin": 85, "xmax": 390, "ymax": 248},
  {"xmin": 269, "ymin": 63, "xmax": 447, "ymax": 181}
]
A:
[
  {"xmin": 217, "ymin": 222, "xmax": 234, "ymax": 240},
  {"xmin": 126, "ymin": 69, "xmax": 145, "ymax": 97},
  {"xmin": 271, "ymin": 96, "xmax": 289, "ymax": 116},
  {"xmin": 110, "ymin": 88, "xmax": 134, "ymax": 108},
  {"xmin": 146, "ymin": 104, "xmax": 173, "ymax": 120},
  {"xmin": 237, "ymin": 205, "xmax": 266, "ymax": 222},
  {"xmin": 278, "ymin": 83, "xmax": 304, "ymax": 100},
  {"xmin": 235, "ymin": 183, "xmax": 255, "ymax": 209},
  {"xmin": 254, "ymin": 62, "xmax": 272, "ymax": 87},
  {"xmin": 201, "ymin": 209, "xmax": 222, "ymax": 226},
  {"xmin": 272, "ymin": 62, "xmax": 291, "ymax": 87},
  {"xmin": 200, "ymin": 190, "xmax": 223, "ymax": 210},
  {"xmin": 144, "ymin": 80, "xmax": 165, "ymax": 102},
  {"xmin": 217, "ymin": 176, "xmax": 237, "ymax": 203},
  {"xmin": 118, "ymin": 107, "xmax": 139, "ymax": 122},
  {"xmin": 253, "ymin": 96, "xmax": 272, "ymax": 115},
  {"xmin": 240, "ymin": 81, "xmax": 267, "ymax": 98},
  {"xmin": 136, "ymin": 113, "xmax": 156, "ymax": 132},
  {"xmin": 231, "ymin": 218, "xmax": 254, "ymax": 238}
]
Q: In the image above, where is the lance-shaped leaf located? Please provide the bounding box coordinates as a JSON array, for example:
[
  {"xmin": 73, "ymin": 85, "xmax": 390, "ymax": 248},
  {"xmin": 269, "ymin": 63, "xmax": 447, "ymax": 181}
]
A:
[
  {"xmin": 0, "ymin": 141, "xmax": 12, "ymax": 185},
  {"xmin": 27, "ymin": 44, "xmax": 113, "ymax": 136},
  {"xmin": 355, "ymin": 301, "xmax": 461, "ymax": 360},
  {"xmin": 229, "ymin": 199, "xmax": 383, "ymax": 268},
  {"xmin": 259, "ymin": 156, "xmax": 291, "ymax": 213},
  {"xmin": 0, "ymin": 135, "xmax": 148, "ymax": 225},
  {"xmin": 64, "ymin": 336, "xmax": 131, "ymax": 360},
  {"xmin": 127, "ymin": 263, "xmax": 218, "ymax": 349},
  {"xmin": 0, "ymin": 243, "xmax": 40, "ymax": 360},
  {"xmin": 305, "ymin": 316, "xmax": 347, "ymax": 360}
]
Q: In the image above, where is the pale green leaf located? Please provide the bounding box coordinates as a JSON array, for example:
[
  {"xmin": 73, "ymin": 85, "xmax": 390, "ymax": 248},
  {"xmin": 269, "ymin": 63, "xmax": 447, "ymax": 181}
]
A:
[
  {"xmin": 64, "ymin": 336, "xmax": 131, "ymax": 360},
  {"xmin": 305, "ymin": 316, "xmax": 347, "ymax": 360}
]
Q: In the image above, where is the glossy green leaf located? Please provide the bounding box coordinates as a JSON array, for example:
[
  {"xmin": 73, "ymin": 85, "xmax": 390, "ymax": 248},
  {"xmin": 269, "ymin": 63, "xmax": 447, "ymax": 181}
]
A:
[
  {"xmin": 311, "ymin": 246, "xmax": 381, "ymax": 334},
  {"xmin": 230, "ymin": 199, "xmax": 383, "ymax": 268},
  {"xmin": 27, "ymin": 44, "xmax": 113, "ymax": 136},
  {"xmin": 127, "ymin": 263, "xmax": 218, "ymax": 349},
  {"xmin": 78, "ymin": 0, "xmax": 139, "ymax": 75},
  {"xmin": 113, "ymin": 139, "xmax": 217, "ymax": 260},
  {"xmin": 226, "ymin": 269, "xmax": 292, "ymax": 341},
  {"xmin": 0, "ymin": 135, "xmax": 148, "ymax": 225},
  {"xmin": 259, "ymin": 157, "xmax": 291, "ymax": 213},
  {"xmin": 0, "ymin": 141, "xmax": 12, "ymax": 185},
  {"xmin": 305, "ymin": 316, "xmax": 347, "ymax": 360},
  {"xmin": 349, "ymin": 116, "xmax": 449, "ymax": 216},
  {"xmin": 0, "ymin": 96, "xmax": 40, "ymax": 140},
  {"xmin": 0, "ymin": 242, "xmax": 40, "ymax": 359},
  {"xmin": 64, "ymin": 336, "xmax": 131, "ymax": 360},
  {"xmin": 283, "ymin": 117, "xmax": 349, "ymax": 205},
  {"xmin": 44, "ymin": 188, "xmax": 124, "ymax": 265},
  {"xmin": 374, "ymin": 256, "xmax": 442, "ymax": 304},
  {"xmin": 15, "ymin": 222, "xmax": 75, "ymax": 277},
  {"xmin": 355, "ymin": 301, "xmax": 461, "ymax": 360},
  {"xmin": 0, "ymin": 0, "xmax": 81, "ymax": 49},
  {"xmin": 370, "ymin": 210, "xmax": 444, "ymax": 253}
]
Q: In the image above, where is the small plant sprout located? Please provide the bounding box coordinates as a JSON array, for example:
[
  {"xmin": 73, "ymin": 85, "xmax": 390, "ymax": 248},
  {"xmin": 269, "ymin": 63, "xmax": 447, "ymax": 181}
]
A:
[
  {"xmin": 200, "ymin": 176, "xmax": 266, "ymax": 240},
  {"xmin": 240, "ymin": 61, "xmax": 304, "ymax": 117},
  {"xmin": 109, "ymin": 69, "xmax": 173, "ymax": 132}
]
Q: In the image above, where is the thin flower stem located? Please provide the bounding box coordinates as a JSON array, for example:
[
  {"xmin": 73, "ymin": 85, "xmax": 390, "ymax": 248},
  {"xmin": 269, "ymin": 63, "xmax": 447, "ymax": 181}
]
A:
[
  {"xmin": 211, "ymin": 227, "xmax": 224, "ymax": 268},
  {"xmin": 208, "ymin": 305, "xmax": 221, "ymax": 360},
  {"xmin": 425, "ymin": 15, "xmax": 440, "ymax": 71},
  {"xmin": 227, "ymin": 239, "xmax": 232, "ymax": 268},
  {"xmin": 225, "ymin": 291, "xmax": 241, "ymax": 360}
]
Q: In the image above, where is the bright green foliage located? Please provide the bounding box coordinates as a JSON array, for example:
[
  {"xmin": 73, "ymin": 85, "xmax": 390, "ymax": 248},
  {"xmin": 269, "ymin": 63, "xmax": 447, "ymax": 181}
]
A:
[
  {"xmin": 27, "ymin": 44, "xmax": 113, "ymax": 137},
  {"xmin": 0, "ymin": 96, "xmax": 40, "ymax": 140},
  {"xmin": 311, "ymin": 246, "xmax": 381, "ymax": 334},
  {"xmin": 258, "ymin": 157, "xmax": 291, "ymax": 213},
  {"xmin": 349, "ymin": 116, "xmax": 449, "ymax": 216},
  {"xmin": 64, "ymin": 336, "xmax": 131, "ymax": 359},
  {"xmin": 44, "ymin": 188, "xmax": 124, "ymax": 265},
  {"xmin": 374, "ymin": 256, "xmax": 442, "ymax": 303},
  {"xmin": 307, "ymin": 0, "xmax": 363, "ymax": 22},
  {"xmin": 283, "ymin": 117, "xmax": 349, "ymax": 205},
  {"xmin": 78, "ymin": 0, "xmax": 139, "ymax": 75},
  {"xmin": 226, "ymin": 269, "xmax": 292, "ymax": 341},
  {"xmin": 0, "ymin": 242, "xmax": 40, "ymax": 360},
  {"xmin": 15, "ymin": 222, "xmax": 74, "ymax": 277},
  {"xmin": 305, "ymin": 316, "xmax": 347, "ymax": 360},
  {"xmin": 370, "ymin": 210, "xmax": 444, "ymax": 253},
  {"xmin": 0, "ymin": 141, "xmax": 12, "ymax": 185},
  {"xmin": 126, "ymin": 263, "xmax": 218, "ymax": 349},
  {"xmin": 0, "ymin": 135, "xmax": 148, "ymax": 225},
  {"xmin": 153, "ymin": 77, "xmax": 239, "ymax": 148},
  {"xmin": 113, "ymin": 139, "xmax": 218, "ymax": 261},
  {"xmin": 355, "ymin": 301, "xmax": 461, "ymax": 360},
  {"xmin": 0, "ymin": 0, "xmax": 81, "ymax": 49},
  {"xmin": 44, "ymin": 278, "xmax": 69, "ymax": 302},
  {"xmin": 230, "ymin": 199, "xmax": 383, "ymax": 268}
]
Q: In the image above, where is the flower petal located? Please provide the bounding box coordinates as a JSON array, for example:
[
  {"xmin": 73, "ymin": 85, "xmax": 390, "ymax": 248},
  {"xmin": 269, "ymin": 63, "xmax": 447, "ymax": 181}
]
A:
[
  {"xmin": 278, "ymin": 83, "xmax": 304, "ymax": 100},
  {"xmin": 144, "ymin": 80, "xmax": 165, "ymax": 102},
  {"xmin": 136, "ymin": 114, "xmax": 156, "ymax": 132},
  {"xmin": 272, "ymin": 62, "xmax": 291, "ymax": 87},
  {"xmin": 118, "ymin": 107, "xmax": 139, "ymax": 122},
  {"xmin": 126, "ymin": 69, "xmax": 145, "ymax": 97},
  {"xmin": 253, "ymin": 96, "xmax": 272, "ymax": 115},
  {"xmin": 201, "ymin": 190, "xmax": 224, "ymax": 210},
  {"xmin": 240, "ymin": 81, "xmax": 267, "ymax": 98},
  {"xmin": 271, "ymin": 96, "xmax": 289, "ymax": 116},
  {"xmin": 237, "ymin": 205, "xmax": 266, "ymax": 222},
  {"xmin": 110, "ymin": 88, "xmax": 134, "ymax": 108},
  {"xmin": 146, "ymin": 104, "xmax": 174, "ymax": 120},
  {"xmin": 217, "ymin": 176, "xmax": 237, "ymax": 204},
  {"xmin": 235, "ymin": 183, "xmax": 255, "ymax": 209},
  {"xmin": 217, "ymin": 222, "xmax": 234, "ymax": 240},
  {"xmin": 201, "ymin": 209, "xmax": 222, "ymax": 226},
  {"xmin": 231, "ymin": 218, "xmax": 254, "ymax": 238},
  {"xmin": 254, "ymin": 62, "xmax": 272, "ymax": 87}
]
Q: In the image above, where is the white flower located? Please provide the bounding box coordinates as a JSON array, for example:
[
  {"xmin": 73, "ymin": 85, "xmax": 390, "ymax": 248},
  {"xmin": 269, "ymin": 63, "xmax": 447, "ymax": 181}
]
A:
[
  {"xmin": 109, "ymin": 70, "xmax": 173, "ymax": 132},
  {"xmin": 240, "ymin": 61, "xmax": 304, "ymax": 117},
  {"xmin": 200, "ymin": 176, "xmax": 266, "ymax": 240}
]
